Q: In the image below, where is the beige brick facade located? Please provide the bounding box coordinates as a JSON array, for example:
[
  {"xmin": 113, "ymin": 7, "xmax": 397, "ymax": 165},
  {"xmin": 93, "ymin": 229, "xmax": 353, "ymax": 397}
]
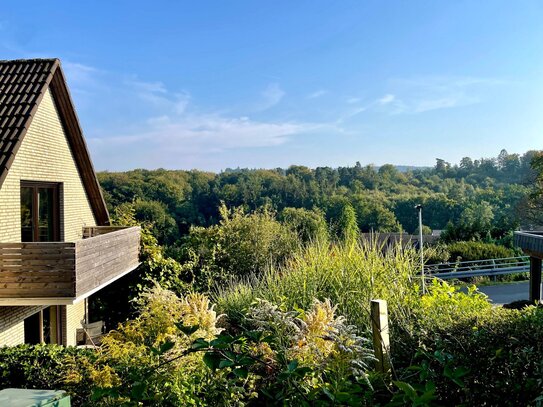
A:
[
  {"xmin": 0, "ymin": 306, "xmax": 47, "ymax": 346},
  {"xmin": 0, "ymin": 88, "xmax": 97, "ymax": 346},
  {"xmin": 62, "ymin": 301, "xmax": 87, "ymax": 346},
  {"xmin": 0, "ymin": 88, "xmax": 97, "ymax": 242}
]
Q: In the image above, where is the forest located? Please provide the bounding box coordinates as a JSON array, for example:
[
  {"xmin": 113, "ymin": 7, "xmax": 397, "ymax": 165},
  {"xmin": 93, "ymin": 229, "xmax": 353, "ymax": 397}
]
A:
[{"xmin": 98, "ymin": 148, "xmax": 537, "ymax": 247}]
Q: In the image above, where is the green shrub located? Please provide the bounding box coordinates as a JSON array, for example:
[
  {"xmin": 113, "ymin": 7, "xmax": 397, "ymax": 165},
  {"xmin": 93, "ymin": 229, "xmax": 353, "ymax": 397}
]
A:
[
  {"xmin": 446, "ymin": 240, "xmax": 517, "ymax": 262},
  {"xmin": 388, "ymin": 280, "xmax": 543, "ymax": 406},
  {"xmin": 217, "ymin": 238, "xmax": 420, "ymax": 331},
  {"xmin": 280, "ymin": 206, "xmax": 329, "ymax": 243},
  {"xmin": 71, "ymin": 286, "xmax": 378, "ymax": 405},
  {"xmin": 177, "ymin": 204, "xmax": 299, "ymax": 292},
  {"xmin": 0, "ymin": 344, "xmax": 95, "ymax": 405}
]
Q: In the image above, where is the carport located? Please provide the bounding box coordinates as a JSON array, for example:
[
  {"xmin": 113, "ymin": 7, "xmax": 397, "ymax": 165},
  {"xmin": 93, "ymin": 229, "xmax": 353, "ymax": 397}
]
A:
[{"xmin": 514, "ymin": 231, "xmax": 543, "ymax": 302}]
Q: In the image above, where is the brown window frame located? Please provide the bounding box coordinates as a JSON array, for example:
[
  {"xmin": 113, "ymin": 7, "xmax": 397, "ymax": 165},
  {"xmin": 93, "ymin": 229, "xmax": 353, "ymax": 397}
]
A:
[{"xmin": 21, "ymin": 181, "xmax": 61, "ymax": 242}]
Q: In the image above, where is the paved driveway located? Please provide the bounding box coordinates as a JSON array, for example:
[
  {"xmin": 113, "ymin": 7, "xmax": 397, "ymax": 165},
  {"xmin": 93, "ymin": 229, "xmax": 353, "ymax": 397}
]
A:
[{"xmin": 477, "ymin": 281, "xmax": 529, "ymax": 305}]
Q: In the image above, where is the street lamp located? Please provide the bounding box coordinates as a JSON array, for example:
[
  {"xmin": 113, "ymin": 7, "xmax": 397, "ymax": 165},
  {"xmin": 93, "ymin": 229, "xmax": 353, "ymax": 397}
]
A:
[{"xmin": 415, "ymin": 204, "xmax": 425, "ymax": 294}]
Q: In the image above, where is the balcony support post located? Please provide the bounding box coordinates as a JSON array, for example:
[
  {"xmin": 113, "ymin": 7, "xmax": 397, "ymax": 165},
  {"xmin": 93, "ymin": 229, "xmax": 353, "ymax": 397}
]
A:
[{"xmin": 529, "ymin": 256, "xmax": 542, "ymax": 303}]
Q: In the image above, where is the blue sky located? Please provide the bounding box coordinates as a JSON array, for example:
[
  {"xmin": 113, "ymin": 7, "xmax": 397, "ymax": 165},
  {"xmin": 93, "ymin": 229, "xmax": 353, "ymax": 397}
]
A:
[{"xmin": 1, "ymin": 1, "xmax": 542, "ymax": 171}]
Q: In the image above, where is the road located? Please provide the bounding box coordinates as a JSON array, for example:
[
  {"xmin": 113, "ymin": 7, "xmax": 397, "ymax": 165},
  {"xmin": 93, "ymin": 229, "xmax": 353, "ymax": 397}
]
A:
[{"xmin": 477, "ymin": 281, "xmax": 529, "ymax": 305}]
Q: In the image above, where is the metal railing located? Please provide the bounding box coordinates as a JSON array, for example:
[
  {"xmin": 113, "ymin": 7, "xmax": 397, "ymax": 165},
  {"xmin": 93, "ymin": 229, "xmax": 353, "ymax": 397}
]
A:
[{"xmin": 425, "ymin": 256, "xmax": 530, "ymax": 280}]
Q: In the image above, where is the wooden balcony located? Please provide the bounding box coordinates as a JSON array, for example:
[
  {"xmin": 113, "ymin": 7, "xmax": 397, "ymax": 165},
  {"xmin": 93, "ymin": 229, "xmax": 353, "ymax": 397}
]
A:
[{"xmin": 0, "ymin": 226, "xmax": 140, "ymax": 305}]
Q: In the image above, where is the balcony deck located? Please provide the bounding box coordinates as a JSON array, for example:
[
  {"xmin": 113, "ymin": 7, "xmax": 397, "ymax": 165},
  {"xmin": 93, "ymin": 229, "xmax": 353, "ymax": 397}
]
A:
[{"xmin": 0, "ymin": 226, "xmax": 140, "ymax": 305}]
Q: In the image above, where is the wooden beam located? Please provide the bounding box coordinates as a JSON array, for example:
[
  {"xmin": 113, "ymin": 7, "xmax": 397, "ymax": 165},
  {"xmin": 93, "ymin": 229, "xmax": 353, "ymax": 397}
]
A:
[
  {"xmin": 530, "ymin": 257, "xmax": 542, "ymax": 303},
  {"xmin": 371, "ymin": 299, "xmax": 391, "ymax": 375}
]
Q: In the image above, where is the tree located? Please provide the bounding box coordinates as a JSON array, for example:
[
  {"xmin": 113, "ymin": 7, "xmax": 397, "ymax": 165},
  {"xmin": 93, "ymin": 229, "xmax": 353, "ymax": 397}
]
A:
[
  {"xmin": 133, "ymin": 199, "xmax": 179, "ymax": 245},
  {"xmin": 519, "ymin": 151, "xmax": 543, "ymax": 228},
  {"xmin": 177, "ymin": 204, "xmax": 298, "ymax": 291},
  {"xmin": 281, "ymin": 207, "xmax": 329, "ymax": 243},
  {"xmin": 337, "ymin": 203, "xmax": 359, "ymax": 243}
]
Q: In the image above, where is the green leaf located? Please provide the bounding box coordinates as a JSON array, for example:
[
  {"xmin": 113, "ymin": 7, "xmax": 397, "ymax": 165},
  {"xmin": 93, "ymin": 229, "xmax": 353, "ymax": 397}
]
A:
[
  {"xmin": 176, "ymin": 323, "xmax": 199, "ymax": 335},
  {"xmin": 287, "ymin": 360, "xmax": 299, "ymax": 372},
  {"xmin": 236, "ymin": 356, "xmax": 254, "ymax": 366},
  {"xmin": 393, "ymin": 381, "xmax": 418, "ymax": 399},
  {"xmin": 322, "ymin": 388, "xmax": 335, "ymax": 401},
  {"xmin": 233, "ymin": 367, "xmax": 249, "ymax": 378},
  {"xmin": 130, "ymin": 381, "xmax": 147, "ymax": 401},
  {"xmin": 191, "ymin": 338, "xmax": 210, "ymax": 350},
  {"xmin": 210, "ymin": 334, "xmax": 236, "ymax": 349},
  {"xmin": 159, "ymin": 340, "xmax": 175, "ymax": 354},
  {"xmin": 203, "ymin": 352, "xmax": 222, "ymax": 370},
  {"xmin": 219, "ymin": 359, "xmax": 235, "ymax": 368}
]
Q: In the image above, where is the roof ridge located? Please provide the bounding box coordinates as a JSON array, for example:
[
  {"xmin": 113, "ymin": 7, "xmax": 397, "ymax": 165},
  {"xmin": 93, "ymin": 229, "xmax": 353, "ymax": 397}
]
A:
[{"xmin": 0, "ymin": 58, "xmax": 59, "ymax": 64}]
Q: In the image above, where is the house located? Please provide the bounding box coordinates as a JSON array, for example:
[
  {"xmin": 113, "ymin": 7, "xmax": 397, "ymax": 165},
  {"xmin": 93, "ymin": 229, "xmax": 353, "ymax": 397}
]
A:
[{"xmin": 0, "ymin": 58, "xmax": 140, "ymax": 346}]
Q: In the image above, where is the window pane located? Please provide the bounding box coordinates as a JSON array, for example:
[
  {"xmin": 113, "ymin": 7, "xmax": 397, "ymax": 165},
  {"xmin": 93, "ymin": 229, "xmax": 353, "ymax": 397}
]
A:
[
  {"xmin": 38, "ymin": 188, "xmax": 55, "ymax": 241},
  {"xmin": 21, "ymin": 187, "xmax": 33, "ymax": 242}
]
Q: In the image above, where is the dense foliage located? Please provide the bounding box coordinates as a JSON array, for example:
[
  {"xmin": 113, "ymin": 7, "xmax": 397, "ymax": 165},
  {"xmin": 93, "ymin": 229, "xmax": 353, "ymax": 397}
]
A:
[
  {"xmin": 98, "ymin": 149, "xmax": 536, "ymax": 247},
  {"xmin": 3, "ymin": 149, "xmax": 543, "ymax": 405}
]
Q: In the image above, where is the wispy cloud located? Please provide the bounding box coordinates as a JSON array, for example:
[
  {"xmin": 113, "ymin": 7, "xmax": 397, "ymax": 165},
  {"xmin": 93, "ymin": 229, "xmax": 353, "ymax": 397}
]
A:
[
  {"xmin": 337, "ymin": 106, "xmax": 368, "ymax": 123},
  {"xmin": 346, "ymin": 97, "xmax": 362, "ymax": 104},
  {"xmin": 307, "ymin": 89, "xmax": 327, "ymax": 99},
  {"xmin": 378, "ymin": 94, "xmax": 395, "ymax": 105},
  {"xmin": 59, "ymin": 63, "xmax": 324, "ymax": 169},
  {"xmin": 256, "ymin": 83, "xmax": 285, "ymax": 110},
  {"xmin": 89, "ymin": 113, "xmax": 320, "ymax": 169},
  {"xmin": 62, "ymin": 62, "xmax": 100, "ymax": 86},
  {"xmin": 383, "ymin": 76, "xmax": 502, "ymax": 114},
  {"xmin": 337, "ymin": 76, "xmax": 503, "ymax": 121}
]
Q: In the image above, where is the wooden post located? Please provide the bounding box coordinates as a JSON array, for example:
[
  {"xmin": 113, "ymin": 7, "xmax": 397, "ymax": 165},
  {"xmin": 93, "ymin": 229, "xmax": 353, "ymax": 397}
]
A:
[
  {"xmin": 38, "ymin": 310, "xmax": 44, "ymax": 344},
  {"xmin": 371, "ymin": 299, "xmax": 391, "ymax": 374},
  {"xmin": 530, "ymin": 257, "xmax": 542, "ymax": 303}
]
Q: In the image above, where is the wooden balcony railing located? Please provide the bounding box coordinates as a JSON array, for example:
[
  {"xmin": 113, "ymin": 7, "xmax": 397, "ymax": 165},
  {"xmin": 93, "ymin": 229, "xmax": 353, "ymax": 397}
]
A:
[{"xmin": 0, "ymin": 226, "xmax": 140, "ymax": 305}]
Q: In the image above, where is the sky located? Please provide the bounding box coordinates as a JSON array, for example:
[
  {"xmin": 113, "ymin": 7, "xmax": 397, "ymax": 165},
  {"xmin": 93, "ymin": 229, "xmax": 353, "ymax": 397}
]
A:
[{"xmin": 1, "ymin": 1, "xmax": 542, "ymax": 172}]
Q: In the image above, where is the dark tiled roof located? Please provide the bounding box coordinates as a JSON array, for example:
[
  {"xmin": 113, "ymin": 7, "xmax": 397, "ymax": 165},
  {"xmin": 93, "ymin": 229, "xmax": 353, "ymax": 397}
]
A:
[
  {"xmin": 0, "ymin": 59, "xmax": 59, "ymax": 181},
  {"xmin": 0, "ymin": 58, "xmax": 110, "ymax": 226}
]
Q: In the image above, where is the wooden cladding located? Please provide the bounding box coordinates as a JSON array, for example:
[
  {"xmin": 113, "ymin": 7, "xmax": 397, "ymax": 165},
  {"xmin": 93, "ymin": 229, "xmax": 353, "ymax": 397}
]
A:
[
  {"xmin": 75, "ymin": 227, "xmax": 140, "ymax": 297},
  {"xmin": 0, "ymin": 242, "xmax": 75, "ymax": 298},
  {"xmin": 0, "ymin": 226, "xmax": 140, "ymax": 301},
  {"xmin": 515, "ymin": 231, "xmax": 543, "ymax": 259}
]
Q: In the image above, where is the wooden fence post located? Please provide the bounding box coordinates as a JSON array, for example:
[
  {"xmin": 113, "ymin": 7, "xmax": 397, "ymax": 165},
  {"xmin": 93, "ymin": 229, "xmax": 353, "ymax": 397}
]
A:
[{"xmin": 371, "ymin": 299, "xmax": 391, "ymax": 375}]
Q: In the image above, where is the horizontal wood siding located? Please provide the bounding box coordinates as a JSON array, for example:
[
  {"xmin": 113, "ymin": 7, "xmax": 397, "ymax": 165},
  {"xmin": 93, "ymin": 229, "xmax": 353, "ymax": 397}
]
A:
[
  {"xmin": 515, "ymin": 231, "xmax": 543, "ymax": 259},
  {"xmin": 75, "ymin": 227, "xmax": 140, "ymax": 297},
  {"xmin": 82, "ymin": 226, "xmax": 131, "ymax": 238},
  {"xmin": 0, "ymin": 226, "xmax": 140, "ymax": 300},
  {"xmin": 0, "ymin": 242, "xmax": 75, "ymax": 297}
]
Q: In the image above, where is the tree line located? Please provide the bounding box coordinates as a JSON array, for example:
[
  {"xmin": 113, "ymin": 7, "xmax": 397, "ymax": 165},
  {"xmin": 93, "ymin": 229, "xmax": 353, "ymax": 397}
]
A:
[{"xmin": 98, "ymin": 149, "xmax": 538, "ymax": 248}]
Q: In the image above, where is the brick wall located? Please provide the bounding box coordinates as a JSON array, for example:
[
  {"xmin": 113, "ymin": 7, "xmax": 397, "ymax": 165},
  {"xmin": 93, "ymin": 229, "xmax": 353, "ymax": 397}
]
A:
[
  {"xmin": 0, "ymin": 87, "xmax": 98, "ymax": 346},
  {"xmin": 0, "ymin": 87, "xmax": 97, "ymax": 242},
  {"xmin": 0, "ymin": 306, "xmax": 46, "ymax": 346},
  {"xmin": 62, "ymin": 301, "xmax": 87, "ymax": 346}
]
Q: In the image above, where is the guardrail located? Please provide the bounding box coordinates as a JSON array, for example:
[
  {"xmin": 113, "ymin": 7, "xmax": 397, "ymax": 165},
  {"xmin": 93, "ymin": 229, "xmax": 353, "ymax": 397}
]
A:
[{"xmin": 425, "ymin": 256, "xmax": 530, "ymax": 280}]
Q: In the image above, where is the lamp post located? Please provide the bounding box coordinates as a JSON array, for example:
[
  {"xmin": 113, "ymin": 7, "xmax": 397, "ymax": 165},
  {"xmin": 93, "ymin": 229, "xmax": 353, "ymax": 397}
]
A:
[{"xmin": 415, "ymin": 204, "xmax": 425, "ymax": 294}]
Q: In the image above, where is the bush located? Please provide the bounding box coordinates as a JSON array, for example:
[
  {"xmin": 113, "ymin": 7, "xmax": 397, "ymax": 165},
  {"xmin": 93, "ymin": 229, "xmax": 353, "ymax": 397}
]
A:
[
  {"xmin": 0, "ymin": 344, "xmax": 95, "ymax": 405},
  {"xmin": 217, "ymin": 237, "xmax": 420, "ymax": 331},
  {"xmin": 177, "ymin": 204, "xmax": 298, "ymax": 291},
  {"xmin": 280, "ymin": 207, "xmax": 329, "ymax": 243},
  {"xmin": 392, "ymin": 305, "xmax": 543, "ymax": 406},
  {"xmin": 67, "ymin": 285, "xmax": 379, "ymax": 405},
  {"xmin": 386, "ymin": 281, "xmax": 543, "ymax": 406},
  {"xmin": 446, "ymin": 241, "xmax": 517, "ymax": 262}
]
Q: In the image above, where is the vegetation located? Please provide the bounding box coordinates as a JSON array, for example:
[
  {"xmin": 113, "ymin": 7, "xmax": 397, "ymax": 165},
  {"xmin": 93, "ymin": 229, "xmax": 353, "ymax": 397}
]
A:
[
  {"xmin": 216, "ymin": 238, "xmax": 418, "ymax": 330},
  {"xmin": 98, "ymin": 149, "xmax": 536, "ymax": 249},
  {"xmin": 5, "ymin": 254, "xmax": 543, "ymax": 405},
  {"xmin": 3, "ymin": 149, "xmax": 543, "ymax": 405}
]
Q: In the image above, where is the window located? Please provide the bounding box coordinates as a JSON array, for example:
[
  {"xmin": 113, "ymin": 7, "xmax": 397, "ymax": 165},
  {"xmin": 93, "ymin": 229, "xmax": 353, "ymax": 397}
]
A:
[{"xmin": 20, "ymin": 182, "xmax": 60, "ymax": 242}]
